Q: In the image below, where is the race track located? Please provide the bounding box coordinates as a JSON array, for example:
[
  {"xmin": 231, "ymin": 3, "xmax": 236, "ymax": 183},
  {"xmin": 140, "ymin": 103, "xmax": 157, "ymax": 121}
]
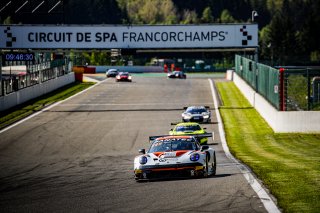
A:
[{"xmin": 0, "ymin": 74, "xmax": 268, "ymax": 212}]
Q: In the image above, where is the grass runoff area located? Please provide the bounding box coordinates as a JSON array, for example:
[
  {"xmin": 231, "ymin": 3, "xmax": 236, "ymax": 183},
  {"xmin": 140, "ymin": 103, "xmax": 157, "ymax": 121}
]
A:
[
  {"xmin": 216, "ymin": 82, "xmax": 319, "ymax": 213},
  {"xmin": 0, "ymin": 82, "xmax": 94, "ymax": 130}
]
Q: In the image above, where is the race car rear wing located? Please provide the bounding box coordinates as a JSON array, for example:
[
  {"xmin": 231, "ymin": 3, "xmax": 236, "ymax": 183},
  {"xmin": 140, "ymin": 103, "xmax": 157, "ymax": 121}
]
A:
[
  {"xmin": 171, "ymin": 122, "xmax": 214, "ymax": 125},
  {"xmin": 149, "ymin": 132, "xmax": 213, "ymax": 142}
]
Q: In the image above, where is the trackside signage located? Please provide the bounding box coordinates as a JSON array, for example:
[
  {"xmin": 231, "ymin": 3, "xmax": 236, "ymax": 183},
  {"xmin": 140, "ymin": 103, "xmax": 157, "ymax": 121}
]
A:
[{"xmin": 0, "ymin": 24, "xmax": 258, "ymax": 49}]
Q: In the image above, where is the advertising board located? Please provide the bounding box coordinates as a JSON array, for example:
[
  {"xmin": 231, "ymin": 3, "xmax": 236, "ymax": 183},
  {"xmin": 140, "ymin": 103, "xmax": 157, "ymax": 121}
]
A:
[{"xmin": 0, "ymin": 24, "xmax": 258, "ymax": 49}]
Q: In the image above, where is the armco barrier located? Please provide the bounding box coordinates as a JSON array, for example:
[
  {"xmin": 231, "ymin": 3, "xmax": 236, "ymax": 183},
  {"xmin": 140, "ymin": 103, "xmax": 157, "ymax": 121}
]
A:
[
  {"xmin": 233, "ymin": 72, "xmax": 320, "ymax": 133},
  {"xmin": 0, "ymin": 73, "xmax": 75, "ymax": 111}
]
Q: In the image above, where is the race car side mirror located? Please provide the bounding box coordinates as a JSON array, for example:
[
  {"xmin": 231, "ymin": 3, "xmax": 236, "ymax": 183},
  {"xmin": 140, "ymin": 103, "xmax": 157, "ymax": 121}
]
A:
[
  {"xmin": 139, "ymin": 149, "xmax": 145, "ymax": 154},
  {"xmin": 201, "ymin": 145, "xmax": 209, "ymax": 151}
]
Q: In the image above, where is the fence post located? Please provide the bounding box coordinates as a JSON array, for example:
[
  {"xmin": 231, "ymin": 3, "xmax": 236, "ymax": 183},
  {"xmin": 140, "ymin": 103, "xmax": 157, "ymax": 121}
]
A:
[
  {"xmin": 307, "ymin": 68, "xmax": 311, "ymax": 111},
  {"xmin": 279, "ymin": 68, "xmax": 285, "ymax": 111}
]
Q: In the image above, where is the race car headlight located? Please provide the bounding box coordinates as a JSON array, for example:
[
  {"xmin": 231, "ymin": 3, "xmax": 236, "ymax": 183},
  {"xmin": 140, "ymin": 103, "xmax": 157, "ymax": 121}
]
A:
[
  {"xmin": 128, "ymin": 76, "xmax": 132, "ymax": 80},
  {"xmin": 190, "ymin": 153, "xmax": 200, "ymax": 161},
  {"xmin": 202, "ymin": 113, "xmax": 209, "ymax": 118},
  {"xmin": 139, "ymin": 156, "xmax": 148, "ymax": 164},
  {"xmin": 183, "ymin": 113, "xmax": 192, "ymax": 118}
]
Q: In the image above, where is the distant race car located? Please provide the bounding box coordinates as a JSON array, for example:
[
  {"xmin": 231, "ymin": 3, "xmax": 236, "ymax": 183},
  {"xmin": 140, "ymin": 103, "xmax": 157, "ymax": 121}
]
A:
[
  {"xmin": 167, "ymin": 71, "xmax": 186, "ymax": 79},
  {"xmin": 134, "ymin": 135, "xmax": 216, "ymax": 181},
  {"xmin": 116, "ymin": 72, "xmax": 132, "ymax": 82},
  {"xmin": 182, "ymin": 106, "xmax": 211, "ymax": 123},
  {"xmin": 169, "ymin": 122, "xmax": 208, "ymax": 144},
  {"xmin": 106, "ymin": 69, "xmax": 119, "ymax": 77}
]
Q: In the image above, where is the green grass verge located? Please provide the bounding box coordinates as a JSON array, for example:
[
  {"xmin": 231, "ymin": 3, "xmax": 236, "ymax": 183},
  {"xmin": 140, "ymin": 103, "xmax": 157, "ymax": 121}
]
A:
[
  {"xmin": 216, "ymin": 81, "xmax": 320, "ymax": 213},
  {"xmin": 0, "ymin": 82, "xmax": 94, "ymax": 130}
]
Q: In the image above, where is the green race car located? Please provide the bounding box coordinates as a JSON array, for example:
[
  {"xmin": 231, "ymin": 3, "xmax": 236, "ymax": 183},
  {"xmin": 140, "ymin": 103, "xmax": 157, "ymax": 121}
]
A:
[{"xmin": 169, "ymin": 122, "xmax": 208, "ymax": 144}]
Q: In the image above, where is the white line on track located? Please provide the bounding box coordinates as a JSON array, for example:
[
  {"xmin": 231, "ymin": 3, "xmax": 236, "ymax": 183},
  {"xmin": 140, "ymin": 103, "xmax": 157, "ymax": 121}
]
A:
[
  {"xmin": 208, "ymin": 79, "xmax": 280, "ymax": 213},
  {"xmin": 0, "ymin": 79, "xmax": 107, "ymax": 134}
]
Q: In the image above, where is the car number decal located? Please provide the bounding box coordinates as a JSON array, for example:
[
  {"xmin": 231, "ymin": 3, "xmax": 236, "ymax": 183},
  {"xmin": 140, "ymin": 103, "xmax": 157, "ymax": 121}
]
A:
[{"xmin": 163, "ymin": 152, "xmax": 176, "ymax": 157}]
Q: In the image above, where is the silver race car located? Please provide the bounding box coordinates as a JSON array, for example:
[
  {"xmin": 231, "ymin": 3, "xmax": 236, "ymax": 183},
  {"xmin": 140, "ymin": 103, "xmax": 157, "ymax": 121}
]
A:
[
  {"xmin": 134, "ymin": 134, "xmax": 216, "ymax": 181},
  {"xmin": 182, "ymin": 106, "xmax": 211, "ymax": 123}
]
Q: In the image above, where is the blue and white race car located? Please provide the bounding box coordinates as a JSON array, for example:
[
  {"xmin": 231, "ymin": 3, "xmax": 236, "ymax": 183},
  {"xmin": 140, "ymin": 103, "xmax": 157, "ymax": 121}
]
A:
[
  {"xmin": 134, "ymin": 135, "xmax": 216, "ymax": 181},
  {"xmin": 182, "ymin": 106, "xmax": 211, "ymax": 123}
]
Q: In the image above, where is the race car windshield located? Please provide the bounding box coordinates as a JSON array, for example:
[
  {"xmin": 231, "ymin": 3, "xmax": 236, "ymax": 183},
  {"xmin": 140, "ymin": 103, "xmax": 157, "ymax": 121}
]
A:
[
  {"xmin": 175, "ymin": 125, "xmax": 201, "ymax": 132},
  {"xmin": 149, "ymin": 138, "xmax": 197, "ymax": 152},
  {"xmin": 187, "ymin": 108, "xmax": 207, "ymax": 114}
]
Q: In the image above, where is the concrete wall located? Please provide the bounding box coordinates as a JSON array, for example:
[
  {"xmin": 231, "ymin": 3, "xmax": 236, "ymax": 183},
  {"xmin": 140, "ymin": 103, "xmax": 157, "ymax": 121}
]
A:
[
  {"xmin": 0, "ymin": 73, "xmax": 75, "ymax": 111},
  {"xmin": 233, "ymin": 72, "xmax": 320, "ymax": 133}
]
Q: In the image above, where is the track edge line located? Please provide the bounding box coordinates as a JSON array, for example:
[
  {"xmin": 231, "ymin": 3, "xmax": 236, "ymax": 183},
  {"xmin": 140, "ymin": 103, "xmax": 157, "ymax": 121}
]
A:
[{"xmin": 208, "ymin": 78, "xmax": 281, "ymax": 213}]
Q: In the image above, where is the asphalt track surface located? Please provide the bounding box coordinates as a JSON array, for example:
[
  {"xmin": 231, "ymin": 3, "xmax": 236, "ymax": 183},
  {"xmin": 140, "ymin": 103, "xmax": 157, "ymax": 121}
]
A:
[{"xmin": 0, "ymin": 74, "xmax": 268, "ymax": 213}]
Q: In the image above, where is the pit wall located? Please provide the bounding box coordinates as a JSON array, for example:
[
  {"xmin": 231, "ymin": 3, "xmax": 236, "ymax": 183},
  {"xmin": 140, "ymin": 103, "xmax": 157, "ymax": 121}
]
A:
[
  {"xmin": 0, "ymin": 72, "xmax": 75, "ymax": 111},
  {"xmin": 233, "ymin": 72, "xmax": 320, "ymax": 133}
]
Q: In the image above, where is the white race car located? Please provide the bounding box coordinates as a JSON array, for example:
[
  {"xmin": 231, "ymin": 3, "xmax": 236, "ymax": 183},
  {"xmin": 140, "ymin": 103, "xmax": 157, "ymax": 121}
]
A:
[
  {"xmin": 134, "ymin": 135, "xmax": 216, "ymax": 181},
  {"xmin": 182, "ymin": 106, "xmax": 211, "ymax": 123}
]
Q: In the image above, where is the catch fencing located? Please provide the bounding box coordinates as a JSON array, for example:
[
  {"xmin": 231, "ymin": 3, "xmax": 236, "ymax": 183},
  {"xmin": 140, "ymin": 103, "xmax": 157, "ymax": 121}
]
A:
[
  {"xmin": 235, "ymin": 55, "xmax": 320, "ymax": 111},
  {"xmin": 235, "ymin": 55, "xmax": 280, "ymax": 110},
  {"xmin": 282, "ymin": 68, "xmax": 320, "ymax": 111}
]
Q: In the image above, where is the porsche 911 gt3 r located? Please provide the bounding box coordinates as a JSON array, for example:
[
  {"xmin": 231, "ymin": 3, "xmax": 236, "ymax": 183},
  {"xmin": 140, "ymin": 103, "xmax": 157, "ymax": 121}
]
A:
[
  {"xmin": 182, "ymin": 106, "xmax": 211, "ymax": 123},
  {"xmin": 134, "ymin": 135, "xmax": 216, "ymax": 181},
  {"xmin": 169, "ymin": 122, "xmax": 208, "ymax": 144}
]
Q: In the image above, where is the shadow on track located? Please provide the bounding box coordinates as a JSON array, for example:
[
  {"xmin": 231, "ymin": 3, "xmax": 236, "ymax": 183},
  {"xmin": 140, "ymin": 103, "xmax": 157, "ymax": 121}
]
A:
[
  {"xmin": 45, "ymin": 108, "xmax": 185, "ymax": 113},
  {"xmin": 135, "ymin": 173, "xmax": 232, "ymax": 183}
]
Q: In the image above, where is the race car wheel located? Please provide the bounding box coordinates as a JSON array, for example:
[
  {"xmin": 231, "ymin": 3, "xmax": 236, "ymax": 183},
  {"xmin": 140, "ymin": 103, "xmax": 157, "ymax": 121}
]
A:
[
  {"xmin": 203, "ymin": 155, "xmax": 209, "ymax": 178},
  {"xmin": 210, "ymin": 153, "xmax": 217, "ymax": 176}
]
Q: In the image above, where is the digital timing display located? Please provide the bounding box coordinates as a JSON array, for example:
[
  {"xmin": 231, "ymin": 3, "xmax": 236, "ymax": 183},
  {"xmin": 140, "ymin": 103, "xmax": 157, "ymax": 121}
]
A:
[{"xmin": 2, "ymin": 53, "xmax": 35, "ymax": 61}]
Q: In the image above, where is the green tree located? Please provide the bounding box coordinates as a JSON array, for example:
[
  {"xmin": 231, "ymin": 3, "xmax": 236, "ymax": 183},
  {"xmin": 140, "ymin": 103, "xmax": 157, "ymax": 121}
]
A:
[
  {"xmin": 201, "ymin": 7, "xmax": 214, "ymax": 23},
  {"xmin": 3, "ymin": 16, "xmax": 14, "ymax": 24},
  {"xmin": 259, "ymin": 25, "xmax": 272, "ymax": 61},
  {"xmin": 82, "ymin": 52, "xmax": 111, "ymax": 65},
  {"xmin": 181, "ymin": 10, "xmax": 199, "ymax": 24},
  {"xmin": 266, "ymin": 0, "xmax": 283, "ymax": 15},
  {"xmin": 220, "ymin": 9, "xmax": 235, "ymax": 23},
  {"xmin": 269, "ymin": 11, "xmax": 285, "ymax": 64},
  {"xmin": 125, "ymin": 0, "xmax": 178, "ymax": 24}
]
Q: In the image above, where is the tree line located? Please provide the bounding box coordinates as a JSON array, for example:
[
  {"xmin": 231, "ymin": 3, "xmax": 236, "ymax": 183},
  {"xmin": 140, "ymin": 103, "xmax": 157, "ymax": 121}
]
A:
[{"xmin": 1, "ymin": 0, "xmax": 319, "ymax": 65}]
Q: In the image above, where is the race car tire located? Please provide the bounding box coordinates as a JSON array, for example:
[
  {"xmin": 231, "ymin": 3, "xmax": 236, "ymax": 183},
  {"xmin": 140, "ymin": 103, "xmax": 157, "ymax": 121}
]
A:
[
  {"xmin": 203, "ymin": 155, "xmax": 209, "ymax": 178},
  {"xmin": 210, "ymin": 153, "xmax": 217, "ymax": 176}
]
